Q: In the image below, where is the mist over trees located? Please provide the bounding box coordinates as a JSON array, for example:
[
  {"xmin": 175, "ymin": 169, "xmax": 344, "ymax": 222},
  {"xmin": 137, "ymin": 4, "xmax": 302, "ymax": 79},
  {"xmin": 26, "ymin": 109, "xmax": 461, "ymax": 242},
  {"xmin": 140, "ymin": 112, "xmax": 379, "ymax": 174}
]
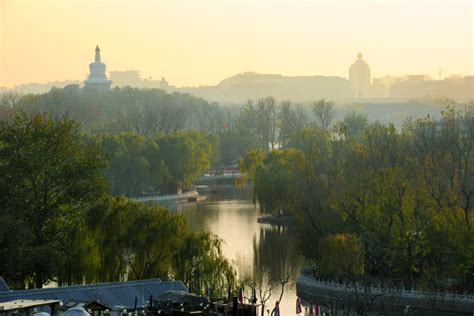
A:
[
  {"xmin": 0, "ymin": 87, "xmax": 307, "ymax": 169},
  {"xmin": 1, "ymin": 85, "xmax": 472, "ymax": 298}
]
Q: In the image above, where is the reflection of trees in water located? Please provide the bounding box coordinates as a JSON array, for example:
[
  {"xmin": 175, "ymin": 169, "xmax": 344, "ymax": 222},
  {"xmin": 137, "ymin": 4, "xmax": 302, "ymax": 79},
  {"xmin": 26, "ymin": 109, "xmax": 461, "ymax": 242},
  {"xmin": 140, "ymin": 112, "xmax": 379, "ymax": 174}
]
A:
[
  {"xmin": 253, "ymin": 225, "xmax": 304, "ymax": 282},
  {"xmin": 178, "ymin": 203, "xmax": 219, "ymax": 231},
  {"xmin": 206, "ymin": 189, "xmax": 252, "ymax": 201}
]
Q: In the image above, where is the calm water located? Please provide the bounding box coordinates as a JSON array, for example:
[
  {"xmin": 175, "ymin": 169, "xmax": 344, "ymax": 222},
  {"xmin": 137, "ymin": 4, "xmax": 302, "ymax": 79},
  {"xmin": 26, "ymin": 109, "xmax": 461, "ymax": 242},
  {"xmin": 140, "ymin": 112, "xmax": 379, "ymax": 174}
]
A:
[{"xmin": 169, "ymin": 190, "xmax": 305, "ymax": 316}]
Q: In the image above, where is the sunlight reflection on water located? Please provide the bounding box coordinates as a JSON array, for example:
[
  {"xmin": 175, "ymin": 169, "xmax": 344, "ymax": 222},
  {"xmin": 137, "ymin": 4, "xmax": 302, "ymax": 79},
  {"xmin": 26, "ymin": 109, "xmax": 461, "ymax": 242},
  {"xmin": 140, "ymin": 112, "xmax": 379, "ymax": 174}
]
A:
[{"xmin": 170, "ymin": 191, "xmax": 305, "ymax": 316}]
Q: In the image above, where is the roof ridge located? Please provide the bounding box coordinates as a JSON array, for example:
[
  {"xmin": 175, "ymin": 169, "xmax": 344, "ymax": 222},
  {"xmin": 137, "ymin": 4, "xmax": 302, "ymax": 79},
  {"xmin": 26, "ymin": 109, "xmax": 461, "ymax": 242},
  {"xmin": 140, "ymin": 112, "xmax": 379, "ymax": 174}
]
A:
[{"xmin": 0, "ymin": 279, "xmax": 163, "ymax": 295}]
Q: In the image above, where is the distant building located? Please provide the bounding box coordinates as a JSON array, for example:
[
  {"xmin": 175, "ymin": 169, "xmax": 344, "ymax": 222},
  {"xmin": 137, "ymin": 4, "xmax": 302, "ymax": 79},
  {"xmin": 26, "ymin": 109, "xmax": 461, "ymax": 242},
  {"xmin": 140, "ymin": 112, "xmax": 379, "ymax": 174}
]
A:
[
  {"xmin": 84, "ymin": 45, "xmax": 112, "ymax": 92},
  {"xmin": 370, "ymin": 75, "xmax": 403, "ymax": 98},
  {"xmin": 200, "ymin": 71, "xmax": 352, "ymax": 103},
  {"xmin": 389, "ymin": 74, "xmax": 473, "ymax": 100},
  {"xmin": 109, "ymin": 70, "xmax": 142, "ymax": 87},
  {"xmin": 159, "ymin": 77, "xmax": 169, "ymax": 90},
  {"xmin": 109, "ymin": 71, "xmax": 173, "ymax": 91},
  {"xmin": 349, "ymin": 53, "xmax": 371, "ymax": 98},
  {"xmin": 407, "ymin": 74, "xmax": 431, "ymax": 82}
]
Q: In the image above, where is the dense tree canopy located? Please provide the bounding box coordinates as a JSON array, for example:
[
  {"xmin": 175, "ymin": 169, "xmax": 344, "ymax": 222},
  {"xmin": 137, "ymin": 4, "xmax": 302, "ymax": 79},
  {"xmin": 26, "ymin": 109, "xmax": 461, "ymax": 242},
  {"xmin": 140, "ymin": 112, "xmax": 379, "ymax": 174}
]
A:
[
  {"xmin": 243, "ymin": 105, "xmax": 474, "ymax": 293},
  {"xmin": 1, "ymin": 87, "xmax": 343, "ymax": 167},
  {"xmin": 0, "ymin": 111, "xmax": 107, "ymax": 288},
  {"xmin": 95, "ymin": 130, "xmax": 214, "ymax": 196}
]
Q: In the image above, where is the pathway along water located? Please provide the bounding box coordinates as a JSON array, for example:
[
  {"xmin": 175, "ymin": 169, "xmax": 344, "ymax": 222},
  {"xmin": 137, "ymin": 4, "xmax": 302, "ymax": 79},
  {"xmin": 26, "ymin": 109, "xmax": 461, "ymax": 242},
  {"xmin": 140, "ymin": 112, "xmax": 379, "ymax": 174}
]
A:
[{"xmin": 168, "ymin": 190, "xmax": 305, "ymax": 316}]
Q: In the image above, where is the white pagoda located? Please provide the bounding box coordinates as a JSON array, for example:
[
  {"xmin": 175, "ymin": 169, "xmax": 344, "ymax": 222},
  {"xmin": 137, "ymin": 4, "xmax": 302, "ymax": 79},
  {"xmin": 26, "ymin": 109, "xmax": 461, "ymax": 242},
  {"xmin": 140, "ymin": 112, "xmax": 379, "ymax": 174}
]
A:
[{"xmin": 84, "ymin": 45, "xmax": 112, "ymax": 91}]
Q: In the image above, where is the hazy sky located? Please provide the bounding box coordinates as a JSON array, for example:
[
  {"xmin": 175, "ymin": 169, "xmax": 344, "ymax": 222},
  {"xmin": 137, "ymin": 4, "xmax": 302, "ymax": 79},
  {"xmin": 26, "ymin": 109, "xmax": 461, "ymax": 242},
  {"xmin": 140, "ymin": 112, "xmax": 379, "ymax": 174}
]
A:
[{"xmin": 1, "ymin": 0, "xmax": 473, "ymax": 88}]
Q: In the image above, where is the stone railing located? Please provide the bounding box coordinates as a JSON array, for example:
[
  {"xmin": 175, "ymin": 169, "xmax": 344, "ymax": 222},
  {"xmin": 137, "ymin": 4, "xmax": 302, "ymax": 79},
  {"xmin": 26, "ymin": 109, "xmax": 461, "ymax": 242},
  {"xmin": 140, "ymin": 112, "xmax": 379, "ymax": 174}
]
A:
[
  {"xmin": 299, "ymin": 267, "xmax": 474, "ymax": 304},
  {"xmin": 131, "ymin": 190, "xmax": 198, "ymax": 202}
]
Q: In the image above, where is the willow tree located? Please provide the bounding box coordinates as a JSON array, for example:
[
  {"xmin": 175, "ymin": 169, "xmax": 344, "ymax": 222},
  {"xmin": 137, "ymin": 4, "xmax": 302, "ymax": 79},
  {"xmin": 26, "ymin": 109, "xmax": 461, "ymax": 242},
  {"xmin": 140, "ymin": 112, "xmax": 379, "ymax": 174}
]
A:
[
  {"xmin": 86, "ymin": 197, "xmax": 237, "ymax": 294},
  {"xmin": 173, "ymin": 231, "xmax": 236, "ymax": 297},
  {"xmin": 252, "ymin": 149, "xmax": 302, "ymax": 215}
]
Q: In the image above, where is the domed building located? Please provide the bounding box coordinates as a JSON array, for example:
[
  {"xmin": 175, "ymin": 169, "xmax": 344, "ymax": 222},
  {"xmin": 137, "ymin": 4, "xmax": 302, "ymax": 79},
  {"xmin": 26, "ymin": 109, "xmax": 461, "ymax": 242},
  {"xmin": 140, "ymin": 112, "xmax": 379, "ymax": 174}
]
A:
[
  {"xmin": 84, "ymin": 45, "xmax": 112, "ymax": 92},
  {"xmin": 349, "ymin": 53, "xmax": 371, "ymax": 98}
]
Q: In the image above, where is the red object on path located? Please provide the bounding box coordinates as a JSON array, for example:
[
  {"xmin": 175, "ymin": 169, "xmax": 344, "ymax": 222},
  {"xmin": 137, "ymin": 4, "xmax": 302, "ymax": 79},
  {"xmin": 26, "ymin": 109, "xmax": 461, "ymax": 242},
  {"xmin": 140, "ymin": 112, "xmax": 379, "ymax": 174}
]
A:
[
  {"xmin": 296, "ymin": 298, "xmax": 302, "ymax": 314},
  {"xmin": 315, "ymin": 303, "xmax": 319, "ymax": 316},
  {"xmin": 309, "ymin": 303, "xmax": 313, "ymax": 316}
]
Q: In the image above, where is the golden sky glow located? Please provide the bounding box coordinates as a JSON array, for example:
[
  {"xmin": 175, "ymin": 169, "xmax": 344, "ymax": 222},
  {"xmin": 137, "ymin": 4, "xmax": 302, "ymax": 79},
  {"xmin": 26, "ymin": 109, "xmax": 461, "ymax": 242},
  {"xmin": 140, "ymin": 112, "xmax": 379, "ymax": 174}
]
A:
[{"xmin": 1, "ymin": 0, "xmax": 473, "ymax": 88}]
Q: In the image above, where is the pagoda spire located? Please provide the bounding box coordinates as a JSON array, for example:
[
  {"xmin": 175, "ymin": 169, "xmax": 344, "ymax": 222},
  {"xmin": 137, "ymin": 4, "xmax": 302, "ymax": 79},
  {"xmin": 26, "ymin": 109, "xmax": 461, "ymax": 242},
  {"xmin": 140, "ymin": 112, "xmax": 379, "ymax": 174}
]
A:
[
  {"xmin": 85, "ymin": 45, "xmax": 112, "ymax": 91},
  {"xmin": 95, "ymin": 45, "xmax": 101, "ymax": 62}
]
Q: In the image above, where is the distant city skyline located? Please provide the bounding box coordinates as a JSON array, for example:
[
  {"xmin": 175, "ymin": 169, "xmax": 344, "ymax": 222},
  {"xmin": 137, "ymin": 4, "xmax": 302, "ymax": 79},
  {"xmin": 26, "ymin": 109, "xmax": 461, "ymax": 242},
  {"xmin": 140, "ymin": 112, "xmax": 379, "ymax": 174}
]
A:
[{"xmin": 1, "ymin": 0, "xmax": 473, "ymax": 88}]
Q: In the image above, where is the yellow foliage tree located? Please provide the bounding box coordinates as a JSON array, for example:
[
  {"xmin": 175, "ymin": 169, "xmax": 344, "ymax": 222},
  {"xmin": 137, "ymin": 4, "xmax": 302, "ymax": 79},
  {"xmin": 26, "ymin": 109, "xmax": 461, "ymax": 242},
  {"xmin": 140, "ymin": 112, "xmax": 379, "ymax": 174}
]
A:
[{"xmin": 319, "ymin": 233, "xmax": 364, "ymax": 278}]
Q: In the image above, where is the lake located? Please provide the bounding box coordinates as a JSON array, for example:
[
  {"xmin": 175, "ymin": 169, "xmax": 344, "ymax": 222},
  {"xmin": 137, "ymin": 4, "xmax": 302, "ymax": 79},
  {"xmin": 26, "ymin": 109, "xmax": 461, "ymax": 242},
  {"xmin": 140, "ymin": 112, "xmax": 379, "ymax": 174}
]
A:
[{"xmin": 170, "ymin": 190, "xmax": 305, "ymax": 316}]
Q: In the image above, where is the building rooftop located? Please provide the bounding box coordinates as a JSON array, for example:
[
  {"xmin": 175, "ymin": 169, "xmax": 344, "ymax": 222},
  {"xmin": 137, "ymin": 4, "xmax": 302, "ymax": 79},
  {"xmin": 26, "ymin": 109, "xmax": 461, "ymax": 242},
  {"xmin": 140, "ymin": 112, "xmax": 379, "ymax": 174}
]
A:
[
  {"xmin": 0, "ymin": 279, "xmax": 187, "ymax": 311},
  {"xmin": 0, "ymin": 299, "xmax": 60, "ymax": 311}
]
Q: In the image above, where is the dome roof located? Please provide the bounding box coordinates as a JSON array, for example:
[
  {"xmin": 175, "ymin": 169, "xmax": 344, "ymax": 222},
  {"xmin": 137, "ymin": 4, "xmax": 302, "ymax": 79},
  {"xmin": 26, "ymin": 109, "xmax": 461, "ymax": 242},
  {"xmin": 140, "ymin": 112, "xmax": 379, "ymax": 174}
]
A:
[
  {"xmin": 349, "ymin": 53, "xmax": 371, "ymax": 76},
  {"xmin": 63, "ymin": 307, "xmax": 90, "ymax": 316}
]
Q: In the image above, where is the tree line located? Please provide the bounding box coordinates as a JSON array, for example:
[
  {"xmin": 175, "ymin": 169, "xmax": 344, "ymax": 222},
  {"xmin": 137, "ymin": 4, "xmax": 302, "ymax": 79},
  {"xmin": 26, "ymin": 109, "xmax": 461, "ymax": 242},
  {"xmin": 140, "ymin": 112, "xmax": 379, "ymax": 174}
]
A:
[
  {"xmin": 95, "ymin": 131, "xmax": 215, "ymax": 196},
  {"xmin": 241, "ymin": 105, "xmax": 474, "ymax": 294},
  {"xmin": 0, "ymin": 87, "xmax": 345, "ymax": 168}
]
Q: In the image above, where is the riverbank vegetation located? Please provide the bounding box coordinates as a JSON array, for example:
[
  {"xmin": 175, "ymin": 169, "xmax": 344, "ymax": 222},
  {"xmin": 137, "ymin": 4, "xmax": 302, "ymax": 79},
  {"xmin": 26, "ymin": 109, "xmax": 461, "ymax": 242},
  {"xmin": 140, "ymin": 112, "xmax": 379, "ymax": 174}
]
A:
[
  {"xmin": 1, "ymin": 86, "xmax": 472, "ymax": 296},
  {"xmin": 0, "ymin": 111, "xmax": 235, "ymax": 292},
  {"xmin": 241, "ymin": 105, "xmax": 474, "ymax": 293}
]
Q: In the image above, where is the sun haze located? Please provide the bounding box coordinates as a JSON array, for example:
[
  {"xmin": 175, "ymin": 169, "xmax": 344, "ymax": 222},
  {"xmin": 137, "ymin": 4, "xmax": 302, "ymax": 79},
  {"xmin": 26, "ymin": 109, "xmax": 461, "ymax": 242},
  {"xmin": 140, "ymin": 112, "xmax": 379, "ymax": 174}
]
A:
[{"xmin": 1, "ymin": 0, "xmax": 472, "ymax": 88}]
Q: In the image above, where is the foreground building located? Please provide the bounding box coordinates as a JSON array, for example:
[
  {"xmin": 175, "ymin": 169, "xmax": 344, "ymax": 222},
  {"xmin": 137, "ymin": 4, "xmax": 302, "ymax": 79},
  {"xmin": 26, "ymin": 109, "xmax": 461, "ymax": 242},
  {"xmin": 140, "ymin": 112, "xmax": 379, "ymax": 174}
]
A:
[{"xmin": 0, "ymin": 278, "xmax": 187, "ymax": 316}]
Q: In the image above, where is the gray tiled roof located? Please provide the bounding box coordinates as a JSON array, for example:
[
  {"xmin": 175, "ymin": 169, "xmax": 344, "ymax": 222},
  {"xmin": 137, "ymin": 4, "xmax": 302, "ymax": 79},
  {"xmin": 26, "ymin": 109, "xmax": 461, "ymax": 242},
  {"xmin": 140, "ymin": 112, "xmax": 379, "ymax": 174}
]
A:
[{"xmin": 0, "ymin": 279, "xmax": 187, "ymax": 310}]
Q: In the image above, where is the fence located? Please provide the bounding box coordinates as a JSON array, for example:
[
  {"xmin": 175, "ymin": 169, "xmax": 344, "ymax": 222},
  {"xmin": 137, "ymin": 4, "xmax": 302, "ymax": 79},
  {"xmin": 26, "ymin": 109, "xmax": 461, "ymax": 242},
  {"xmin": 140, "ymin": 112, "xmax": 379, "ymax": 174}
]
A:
[{"xmin": 131, "ymin": 190, "xmax": 198, "ymax": 202}]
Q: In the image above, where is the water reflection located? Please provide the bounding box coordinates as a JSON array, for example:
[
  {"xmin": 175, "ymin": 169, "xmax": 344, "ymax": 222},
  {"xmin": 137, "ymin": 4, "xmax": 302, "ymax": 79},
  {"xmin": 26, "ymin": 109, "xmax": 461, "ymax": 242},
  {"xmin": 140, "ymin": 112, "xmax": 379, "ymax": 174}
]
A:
[
  {"xmin": 172, "ymin": 191, "xmax": 305, "ymax": 316},
  {"xmin": 253, "ymin": 225, "xmax": 303, "ymax": 279}
]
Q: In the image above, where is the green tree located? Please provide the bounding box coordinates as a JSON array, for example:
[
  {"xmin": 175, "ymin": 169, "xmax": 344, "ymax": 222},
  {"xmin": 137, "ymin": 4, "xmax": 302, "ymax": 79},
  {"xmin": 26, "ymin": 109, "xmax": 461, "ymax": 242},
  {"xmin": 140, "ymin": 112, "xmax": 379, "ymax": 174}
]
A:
[
  {"xmin": 98, "ymin": 133, "xmax": 159, "ymax": 196},
  {"xmin": 312, "ymin": 99, "xmax": 335, "ymax": 129},
  {"xmin": 87, "ymin": 197, "xmax": 188, "ymax": 280},
  {"xmin": 86, "ymin": 197, "xmax": 236, "ymax": 294},
  {"xmin": 238, "ymin": 98, "xmax": 277, "ymax": 152},
  {"xmin": 156, "ymin": 130, "xmax": 213, "ymax": 193},
  {"xmin": 253, "ymin": 149, "xmax": 302, "ymax": 215},
  {"xmin": 174, "ymin": 231, "xmax": 236, "ymax": 296},
  {"xmin": 219, "ymin": 125, "xmax": 258, "ymax": 166},
  {"xmin": 0, "ymin": 111, "xmax": 106, "ymax": 288},
  {"xmin": 335, "ymin": 110, "xmax": 368, "ymax": 141},
  {"xmin": 278, "ymin": 101, "xmax": 309, "ymax": 148}
]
